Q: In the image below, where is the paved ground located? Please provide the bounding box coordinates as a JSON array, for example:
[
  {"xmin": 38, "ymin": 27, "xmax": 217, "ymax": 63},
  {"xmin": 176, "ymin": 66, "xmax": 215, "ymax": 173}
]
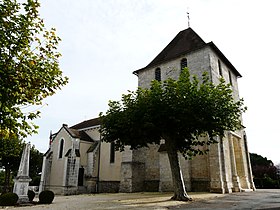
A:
[
  {"xmin": 182, "ymin": 189, "xmax": 280, "ymax": 210},
  {"xmin": 6, "ymin": 189, "xmax": 280, "ymax": 210}
]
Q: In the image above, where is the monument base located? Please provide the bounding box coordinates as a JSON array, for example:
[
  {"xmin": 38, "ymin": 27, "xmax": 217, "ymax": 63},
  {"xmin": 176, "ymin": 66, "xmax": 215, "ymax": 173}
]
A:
[
  {"xmin": 13, "ymin": 177, "xmax": 32, "ymax": 204},
  {"xmin": 17, "ymin": 195, "xmax": 30, "ymax": 204}
]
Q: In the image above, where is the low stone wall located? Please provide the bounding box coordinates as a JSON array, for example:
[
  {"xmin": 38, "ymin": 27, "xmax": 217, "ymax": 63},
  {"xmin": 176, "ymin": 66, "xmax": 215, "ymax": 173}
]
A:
[
  {"xmin": 99, "ymin": 181, "xmax": 120, "ymax": 193},
  {"xmin": 144, "ymin": 180, "xmax": 159, "ymax": 192},
  {"xmin": 191, "ymin": 178, "xmax": 210, "ymax": 192}
]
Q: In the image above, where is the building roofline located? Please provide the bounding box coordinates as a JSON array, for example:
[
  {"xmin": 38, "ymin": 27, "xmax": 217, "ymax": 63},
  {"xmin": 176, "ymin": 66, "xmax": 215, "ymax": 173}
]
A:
[{"xmin": 133, "ymin": 28, "xmax": 242, "ymax": 78}]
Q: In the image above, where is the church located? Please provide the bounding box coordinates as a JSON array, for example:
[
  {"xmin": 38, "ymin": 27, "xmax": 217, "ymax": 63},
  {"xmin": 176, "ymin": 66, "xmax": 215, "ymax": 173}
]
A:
[{"xmin": 39, "ymin": 27, "xmax": 255, "ymax": 195}]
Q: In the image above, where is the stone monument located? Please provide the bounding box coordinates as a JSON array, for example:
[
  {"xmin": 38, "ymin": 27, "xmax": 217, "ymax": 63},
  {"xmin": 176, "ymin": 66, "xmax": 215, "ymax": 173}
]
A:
[{"xmin": 13, "ymin": 143, "xmax": 32, "ymax": 203}]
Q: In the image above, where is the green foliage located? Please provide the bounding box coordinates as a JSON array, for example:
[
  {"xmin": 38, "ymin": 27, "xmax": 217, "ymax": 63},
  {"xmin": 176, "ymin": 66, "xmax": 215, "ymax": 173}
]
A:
[
  {"xmin": 30, "ymin": 176, "xmax": 41, "ymax": 186},
  {"xmin": 39, "ymin": 190, "xmax": 54, "ymax": 204},
  {"xmin": 0, "ymin": 171, "xmax": 5, "ymax": 186},
  {"xmin": 0, "ymin": 0, "xmax": 68, "ymax": 139},
  {"xmin": 0, "ymin": 192, "xmax": 18, "ymax": 206},
  {"xmin": 100, "ymin": 68, "xmax": 246, "ymax": 158},
  {"xmin": 0, "ymin": 137, "xmax": 23, "ymax": 172},
  {"xmin": 250, "ymin": 153, "xmax": 279, "ymax": 188},
  {"xmin": 100, "ymin": 67, "xmax": 246, "ymax": 200},
  {"xmin": 28, "ymin": 190, "xmax": 35, "ymax": 202},
  {"xmin": 0, "ymin": 138, "xmax": 43, "ymax": 191},
  {"xmin": 29, "ymin": 145, "xmax": 43, "ymax": 183},
  {"xmin": 250, "ymin": 153, "xmax": 274, "ymax": 168},
  {"xmin": 0, "ymin": 136, "xmax": 23, "ymax": 192}
]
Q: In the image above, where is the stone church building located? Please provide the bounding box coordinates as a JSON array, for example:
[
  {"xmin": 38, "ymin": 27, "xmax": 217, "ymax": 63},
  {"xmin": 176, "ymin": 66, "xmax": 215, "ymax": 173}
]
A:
[{"xmin": 39, "ymin": 28, "xmax": 255, "ymax": 195}]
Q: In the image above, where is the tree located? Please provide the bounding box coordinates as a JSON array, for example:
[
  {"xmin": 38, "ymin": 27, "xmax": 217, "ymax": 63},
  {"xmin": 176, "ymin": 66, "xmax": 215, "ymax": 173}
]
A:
[
  {"xmin": 0, "ymin": 0, "xmax": 68, "ymax": 139},
  {"xmin": 0, "ymin": 136, "xmax": 43, "ymax": 192},
  {"xmin": 29, "ymin": 145, "xmax": 43, "ymax": 186},
  {"xmin": 250, "ymin": 153, "xmax": 279, "ymax": 188},
  {"xmin": 100, "ymin": 68, "xmax": 246, "ymax": 201},
  {"xmin": 0, "ymin": 134, "xmax": 23, "ymax": 192}
]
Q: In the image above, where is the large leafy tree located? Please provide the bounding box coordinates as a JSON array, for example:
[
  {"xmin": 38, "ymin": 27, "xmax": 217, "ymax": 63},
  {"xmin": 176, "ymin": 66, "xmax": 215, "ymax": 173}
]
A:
[
  {"xmin": 250, "ymin": 153, "xmax": 279, "ymax": 188},
  {"xmin": 0, "ymin": 133, "xmax": 23, "ymax": 192},
  {"xmin": 100, "ymin": 68, "xmax": 246, "ymax": 201},
  {"xmin": 0, "ymin": 0, "xmax": 68, "ymax": 139},
  {"xmin": 0, "ymin": 135, "xmax": 43, "ymax": 192}
]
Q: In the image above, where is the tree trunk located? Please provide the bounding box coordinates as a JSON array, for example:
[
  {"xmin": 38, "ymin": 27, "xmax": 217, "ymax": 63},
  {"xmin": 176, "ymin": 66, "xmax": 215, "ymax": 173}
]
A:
[{"xmin": 165, "ymin": 137, "xmax": 192, "ymax": 201}]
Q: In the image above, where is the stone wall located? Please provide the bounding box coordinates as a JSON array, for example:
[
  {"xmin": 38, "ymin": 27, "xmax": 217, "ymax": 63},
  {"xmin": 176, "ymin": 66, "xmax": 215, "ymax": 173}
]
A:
[
  {"xmin": 137, "ymin": 48, "xmax": 212, "ymax": 89},
  {"xmin": 99, "ymin": 181, "xmax": 120, "ymax": 193},
  {"xmin": 119, "ymin": 161, "xmax": 145, "ymax": 192}
]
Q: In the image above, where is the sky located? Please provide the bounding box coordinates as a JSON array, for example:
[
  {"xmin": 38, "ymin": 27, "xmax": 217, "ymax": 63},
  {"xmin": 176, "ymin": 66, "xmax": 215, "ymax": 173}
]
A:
[{"xmin": 26, "ymin": 0, "xmax": 280, "ymax": 164}]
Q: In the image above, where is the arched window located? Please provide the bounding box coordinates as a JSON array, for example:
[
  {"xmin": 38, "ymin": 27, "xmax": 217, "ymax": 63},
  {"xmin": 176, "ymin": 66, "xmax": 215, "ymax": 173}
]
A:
[
  {"xmin": 218, "ymin": 60, "xmax": 223, "ymax": 77},
  {"xmin": 181, "ymin": 58, "xmax": 188, "ymax": 71},
  {"xmin": 155, "ymin": 68, "xmax": 161, "ymax": 81},
  {"xmin": 59, "ymin": 139, "xmax": 64, "ymax": 158}
]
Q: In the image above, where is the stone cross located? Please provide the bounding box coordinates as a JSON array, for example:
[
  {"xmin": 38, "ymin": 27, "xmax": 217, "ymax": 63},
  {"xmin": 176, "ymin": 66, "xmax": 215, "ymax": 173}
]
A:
[{"xmin": 13, "ymin": 143, "xmax": 32, "ymax": 203}]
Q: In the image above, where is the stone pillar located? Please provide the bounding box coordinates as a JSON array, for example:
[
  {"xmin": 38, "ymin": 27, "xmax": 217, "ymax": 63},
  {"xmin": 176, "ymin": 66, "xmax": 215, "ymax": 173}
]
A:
[
  {"xmin": 39, "ymin": 156, "xmax": 47, "ymax": 193},
  {"xmin": 219, "ymin": 136, "xmax": 232, "ymax": 193},
  {"xmin": 209, "ymin": 140, "xmax": 225, "ymax": 193},
  {"xmin": 13, "ymin": 143, "xmax": 32, "ymax": 203},
  {"xmin": 119, "ymin": 147, "xmax": 145, "ymax": 192},
  {"xmin": 243, "ymin": 132, "xmax": 256, "ymax": 191},
  {"xmin": 234, "ymin": 135, "xmax": 251, "ymax": 190},
  {"xmin": 228, "ymin": 134, "xmax": 241, "ymax": 192}
]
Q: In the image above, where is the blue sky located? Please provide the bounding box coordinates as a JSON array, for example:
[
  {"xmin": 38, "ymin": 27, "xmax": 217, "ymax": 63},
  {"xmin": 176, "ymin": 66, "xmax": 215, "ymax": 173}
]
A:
[{"xmin": 27, "ymin": 0, "xmax": 280, "ymax": 164}]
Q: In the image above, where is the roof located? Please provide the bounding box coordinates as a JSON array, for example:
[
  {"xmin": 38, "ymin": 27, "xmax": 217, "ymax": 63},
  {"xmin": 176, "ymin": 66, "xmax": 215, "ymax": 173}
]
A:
[
  {"xmin": 70, "ymin": 117, "xmax": 100, "ymax": 130},
  {"xmin": 133, "ymin": 27, "xmax": 241, "ymax": 77},
  {"xmin": 87, "ymin": 141, "xmax": 99, "ymax": 153},
  {"xmin": 62, "ymin": 125, "xmax": 94, "ymax": 142},
  {"xmin": 65, "ymin": 149, "xmax": 80, "ymax": 157}
]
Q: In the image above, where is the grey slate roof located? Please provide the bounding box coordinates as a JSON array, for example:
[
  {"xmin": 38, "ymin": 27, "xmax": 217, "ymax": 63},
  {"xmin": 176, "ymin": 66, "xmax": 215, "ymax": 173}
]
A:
[
  {"xmin": 70, "ymin": 117, "xmax": 100, "ymax": 130},
  {"xmin": 133, "ymin": 27, "xmax": 241, "ymax": 77},
  {"xmin": 63, "ymin": 125, "xmax": 94, "ymax": 142}
]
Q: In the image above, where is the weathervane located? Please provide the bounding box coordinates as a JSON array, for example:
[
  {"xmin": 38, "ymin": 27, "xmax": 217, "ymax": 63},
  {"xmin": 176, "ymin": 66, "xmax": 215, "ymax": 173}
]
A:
[{"xmin": 187, "ymin": 9, "xmax": 190, "ymax": 28}]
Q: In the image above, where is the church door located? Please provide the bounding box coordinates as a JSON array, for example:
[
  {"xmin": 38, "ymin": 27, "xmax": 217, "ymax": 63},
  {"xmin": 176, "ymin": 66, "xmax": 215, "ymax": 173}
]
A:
[{"xmin": 78, "ymin": 167, "xmax": 84, "ymax": 186}]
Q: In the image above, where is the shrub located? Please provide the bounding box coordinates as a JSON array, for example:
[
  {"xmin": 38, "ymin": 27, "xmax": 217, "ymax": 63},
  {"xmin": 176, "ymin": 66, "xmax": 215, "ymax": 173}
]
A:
[
  {"xmin": 28, "ymin": 190, "xmax": 36, "ymax": 202},
  {"xmin": 39, "ymin": 190, "xmax": 54, "ymax": 204},
  {"xmin": 0, "ymin": 192, "xmax": 19, "ymax": 206}
]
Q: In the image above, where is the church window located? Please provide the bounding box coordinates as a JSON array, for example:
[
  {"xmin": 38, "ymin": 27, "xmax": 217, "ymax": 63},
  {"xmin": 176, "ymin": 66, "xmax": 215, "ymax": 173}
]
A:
[
  {"xmin": 181, "ymin": 58, "xmax": 188, "ymax": 70},
  {"xmin": 229, "ymin": 70, "xmax": 233, "ymax": 85},
  {"xmin": 218, "ymin": 60, "xmax": 223, "ymax": 77},
  {"xmin": 110, "ymin": 142, "xmax": 115, "ymax": 163},
  {"xmin": 155, "ymin": 68, "xmax": 161, "ymax": 81},
  {"xmin": 59, "ymin": 139, "xmax": 64, "ymax": 159}
]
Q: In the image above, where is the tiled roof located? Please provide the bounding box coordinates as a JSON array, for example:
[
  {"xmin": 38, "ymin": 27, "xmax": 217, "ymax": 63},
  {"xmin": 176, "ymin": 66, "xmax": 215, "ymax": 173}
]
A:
[
  {"xmin": 133, "ymin": 27, "xmax": 241, "ymax": 77},
  {"xmin": 70, "ymin": 117, "xmax": 100, "ymax": 130},
  {"xmin": 63, "ymin": 125, "xmax": 94, "ymax": 142}
]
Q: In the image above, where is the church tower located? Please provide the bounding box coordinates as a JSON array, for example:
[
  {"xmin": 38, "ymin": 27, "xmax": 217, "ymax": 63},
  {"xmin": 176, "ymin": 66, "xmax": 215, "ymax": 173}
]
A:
[{"xmin": 119, "ymin": 28, "xmax": 255, "ymax": 193}]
